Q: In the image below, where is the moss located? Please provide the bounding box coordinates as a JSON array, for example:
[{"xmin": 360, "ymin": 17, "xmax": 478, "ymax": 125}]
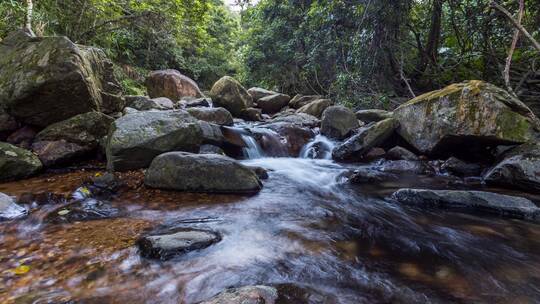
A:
[{"xmin": 495, "ymin": 110, "xmax": 533, "ymax": 142}]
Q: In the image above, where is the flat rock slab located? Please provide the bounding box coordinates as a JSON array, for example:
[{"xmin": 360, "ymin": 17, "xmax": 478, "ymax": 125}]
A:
[
  {"xmin": 199, "ymin": 285, "xmax": 278, "ymax": 304},
  {"xmin": 391, "ymin": 188, "xmax": 540, "ymax": 222},
  {"xmin": 138, "ymin": 229, "xmax": 221, "ymax": 260}
]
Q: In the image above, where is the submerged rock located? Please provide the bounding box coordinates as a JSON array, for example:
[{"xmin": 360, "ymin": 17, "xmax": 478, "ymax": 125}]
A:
[
  {"xmin": 289, "ymin": 94, "xmax": 323, "ymax": 109},
  {"xmin": 296, "ymin": 99, "xmax": 332, "ymax": 118},
  {"xmin": 332, "ymin": 118, "xmax": 398, "ymax": 161},
  {"xmin": 257, "ymin": 93, "xmax": 291, "ymax": 114},
  {"xmin": 321, "ymin": 106, "xmax": 359, "ymax": 140},
  {"xmin": 145, "ymin": 69, "xmax": 202, "ymax": 100},
  {"xmin": 484, "ymin": 143, "xmax": 540, "ymax": 193},
  {"xmin": 393, "ymin": 81, "xmax": 540, "ymax": 156},
  {"xmin": 210, "ymin": 76, "xmax": 253, "ymax": 117},
  {"xmin": 355, "ymin": 109, "xmax": 393, "ymax": 123},
  {"xmin": 0, "ymin": 30, "xmax": 123, "ymax": 127},
  {"xmin": 46, "ymin": 198, "xmax": 119, "ymax": 223},
  {"xmin": 144, "ymin": 152, "xmax": 262, "ymax": 193},
  {"xmin": 386, "ymin": 146, "xmax": 419, "ymax": 161},
  {"xmin": 138, "ymin": 229, "xmax": 221, "ymax": 260},
  {"xmin": 187, "ymin": 107, "xmax": 234, "ymax": 126},
  {"xmin": 106, "ymin": 110, "xmax": 202, "ymax": 171},
  {"xmin": 391, "ymin": 189, "xmax": 540, "ymax": 221},
  {"xmin": 0, "ymin": 192, "xmax": 27, "ymax": 220},
  {"xmin": 0, "ymin": 142, "xmax": 42, "ymax": 181},
  {"xmin": 200, "ymin": 286, "xmax": 278, "ymax": 304}
]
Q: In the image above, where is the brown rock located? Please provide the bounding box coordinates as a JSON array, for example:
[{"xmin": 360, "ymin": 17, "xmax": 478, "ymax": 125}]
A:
[{"xmin": 145, "ymin": 69, "xmax": 202, "ymax": 100}]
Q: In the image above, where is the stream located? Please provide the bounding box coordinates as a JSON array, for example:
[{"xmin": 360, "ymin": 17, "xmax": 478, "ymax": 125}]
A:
[{"xmin": 1, "ymin": 130, "xmax": 540, "ymax": 304}]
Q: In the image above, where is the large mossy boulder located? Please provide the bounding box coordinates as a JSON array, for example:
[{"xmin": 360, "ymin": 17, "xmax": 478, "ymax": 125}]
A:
[
  {"xmin": 144, "ymin": 152, "xmax": 262, "ymax": 193},
  {"xmin": 0, "ymin": 30, "xmax": 123, "ymax": 127},
  {"xmin": 393, "ymin": 81, "xmax": 540, "ymax": 156},
  {"xmin": 145, "ymin": 69, "xmax": 202, "ymax": 101},
  {"xmin": 484, "ymin": 143, "xmax": 540, "ymax": 193},
  {"xmin": 332, "ymin": 118, "xmax": 398, "ymax": 161},
  {"xmin": 106, "ymin": 111, "xmax": 202, "ymax": 171},
  {"xmin": 321, "ymin": 106, "xmax": 359, "ymax": 139},
  {"xmin": 210, "ymin": 76, "xmax": 253, "ymax": 117},
  {"xmin": 0, "ymin": 142, "xmax": 42, "ymax": 181}
]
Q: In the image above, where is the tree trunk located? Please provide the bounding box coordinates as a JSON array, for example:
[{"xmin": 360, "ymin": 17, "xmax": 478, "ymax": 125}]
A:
[
  {"xmin": 425, "ymin": 0, "xmax": 444, "ymax": 65},
  {"xmin": 25, "ymin": 0, "xmax": 33, "ymax": 32}
]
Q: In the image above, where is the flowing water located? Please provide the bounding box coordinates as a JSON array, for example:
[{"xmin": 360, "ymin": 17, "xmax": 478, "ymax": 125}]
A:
[{"xmin": 1, "ymin": 131, "xmax": 540, "ymax": 304}]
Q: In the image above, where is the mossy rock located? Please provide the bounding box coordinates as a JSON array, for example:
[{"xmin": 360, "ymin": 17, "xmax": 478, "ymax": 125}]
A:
[
  {"xmin": 0, "ymin": 142, "xmax": 42, "ymax": 181},
  {"xmin": 209, "ymin": 76, "xmax": 253, "ymax": 117}
]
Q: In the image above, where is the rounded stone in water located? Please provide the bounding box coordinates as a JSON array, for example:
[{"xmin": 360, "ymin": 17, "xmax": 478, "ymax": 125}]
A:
[{"xmin": 138, "ymin": 229, "xmax": 221, "ymax": 260}]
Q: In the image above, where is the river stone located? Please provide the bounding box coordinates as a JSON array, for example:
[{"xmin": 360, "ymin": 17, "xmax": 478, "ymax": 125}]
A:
[
  {"xmin": 296, "ymin": 99, "xmax": 332, "ymax": 118},
  {"xmin": 289, "ymin": 94, "xmax": 323, "ymax": 109},
  {"xmin": 321, "ymin": 106, "xmax": 359, "ymax": 139},
  {"xmin": 32, "ymin": 140, "xmax": 93, "ymax": 167},
  {"xmin": 0, "ymin": 30, "xmax": 123, "ymax": 127},
  {"xmin": 386, "ymin": 146, "xmax": 419, "ymax": 161},
  {"xmin": 138, "ymin": 229, "xmax": 221, "ymax": 260},
  {"xmin": 210, "ymin": 76, "xmax": 253, "ymax": 117},
  {"xmin": 0, "ymin": 192, "xmax": 27, "ymax": 220},
  {"xmin": 0, "ymin": 142, "xmax": 42, "ymax": 181},
  {"xmin": 145, "ymin": 69, "xmax": 202, "ymax": 100},
  {"xmin": 393, "ymin": 81, "xmax": 540, "ymax": 155},
  {"xmin": 6, "ymin": 126, "xmax": 36, "ymax": 149},
  {"xmin": 179, "ymin": 97, "xmax": 212, "ymax": 108},
  {"xmin": 441, "ymin": 157, "xmax": 482, "ymax": 177},
  {"xmin": 349, "ymin": 168, "xmax": 398, "ymax": 184},
  {"xmin": 199, "ymin": 144, "xmax": 225, "ymax": 155},
  {"xmin": 257, "ymin": 93, "xmax": 291, "ymax": 114},
  {"xmin": 355, "ymin": 109, "xmax": 393, "ymax": 123},
  {"xmin": 187, "ymin": 107, "xmax": 234, "ymax": 126},
  {"xmin": 247, "ymin": 87, "xmax": 279, "ymax": 101},
  {"xmin": 270, "ymin": 112, "xmax": 320, "ymax": 128},
  {"xmin": 125, "ymin": 95, "xmax": 174, "ymax": 111},
  {"xmin": 484, "ymin": 142, "xmax": 540, "ymax": 193},
  {"xmin": 106, "ymin": 110, "xmax": 202, "ymax": 171},
  {"xmin": 391, "ymin": 189, "xmax": 540, "ymax": 222},
  {"xmin": 240, "ymin": 107, "xmax": 263, "ymax": 121},
  {"xmin": 145, "ymin": 152, "xmax": 262, "ymax": 193},
  {"xmin": 200, "ymin": 286, "xmax": 278, "ymax": 304},
  {"xmin": 36, "ymin": 111, "xmax": 114, "ymax": 147},
  {"xmin": 332, "ymin": 118, "xmax": 398, "ymax": 161},
  {"xmin": 262, "ymin": 122, "xmax": 314, "ymax": 156}
]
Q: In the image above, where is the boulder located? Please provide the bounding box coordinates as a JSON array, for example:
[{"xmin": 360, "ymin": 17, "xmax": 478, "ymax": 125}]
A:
[
  {"xmin": 145, "ymin": 69, "xmax": 202, "ymax": 100},
  {"xmin": 391, "ymin": 189, "xmax": 540, "ymax": 222},
  {"xmin": 0, "ymin": 30, "xmax": 123, "ymax": 127},
  {"xmin": 31, "ymin": 140, "xmax": 92, "ymax": 167},
  {"xmin": 144, "ymin": 152, "xmax": 262, "ymax": 193},
  {"xmin": 263, "ymin": 122, "xmax": 314, "ymax": 156},
  {"xmin": 199, "ymin": 144, "xmax": 225, "ymax": 155},
  {"xmin": 379, "ymin": 160, "xmax": 431, "ymax": 175},
  {"xmin": 484, "ymin": 143, "xmax": 540, "ymax": 192},
  {"xmin": 138, "ymin": 229, "xmax": 221, "ymax": 260},
  {"xmin": 106, "ymin": 111, "xmax": 202, "ymax": 171},
  {"xmin": 355, "ymin": 109, "xmax": 393, "ymax": 123},
  {"xmin": 240, "ymin": 108, "xmax": 263, "ymax": 121},
  {"xmin": 332, "ymin": 118, "xmax": 398, "ymax": 161},
  {"xmin": 441, "ymin": 157, "xmax": 482, "ymax": 177},
  {"xmin": 385, "ymin": 146, "xmax": 419, "ymax": 161},
  {"xmin": 256, "ymin": 94, "xmax": 291, "ymax": 114},
  {"xmin": 210, "ymin": 76, "xmax": 253, "ymax": 116},
  {"xmin": 247, "ymin": 87, "xmax": 279, "ymax": 101},
  {"xmin": 296, "ymin": 99, "xmax": 332, "ymax": 118},
  {"xmin": 125, "ymin": 95, "xmax": 174, "ymax": 111},
  {"xmin": 321, "ymin": 106, "xmax": 359, "ymax": 139},
  {"xmin": 0, "ymin": 108, "xmax": 18, "ymax": 139},
  {"xmin": 179, "ymin": 97, "xmax": 212, "ymax": 108},
  {"xmin": 200, "ymin": 286, "xmax": 278, "ymax": 304},
  {"xmin": 187, "ymin": 107, "xmax": 234, "ymax": 126},
  {"xmin": 271, "ymin": 112, "xmax": 320, "ymax": 128},
  {"xmin": 0, "ymin": 142, "xmax": 42, "ymax": 181},
  {"xmin": 393, "ymin": 81, "xmax": 540, "ymax": 155},
  {"xmin": 0, "ymin": 192, "xmax": 27, "ymax": 220},
  {"xmin": 7, "ymin": 126, "xmax": 36, "ymax": 149},
  {"xmin": 289, "ymin": 94, "xmax": 323, "ymax": 109}
]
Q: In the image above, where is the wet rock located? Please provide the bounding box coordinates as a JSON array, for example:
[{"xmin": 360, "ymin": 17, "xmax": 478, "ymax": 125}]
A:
[
  {"xmin": 349, "ymin": 168, "xmax": 398, "ymax": 184},
  {"xmin": 289, "ymin": 94, "xmax": 323, "ymax": 109},
  {"xmin": 200, "ymin": 285, "xmax": 278, "ymax": 304},
  {"xmin": 240, "ymin": 107, "xmax": 263, "ymax": 121},
  {"xmin": 484, "ymin": 142, "xmax": 540, "ymax": 192},
  {"xmin": 386, "ymin": 146, "xmax": 419, "ymax": 161},
  {"xmin": 179, "ymin": 97, "xmax": 212, "ymax": 108},
  {"xmin": 91, "ymin": 172, "xmax": 122, "ymax": 192},
  {"xmin": 138, "ymin": 229, "xmax": 221, "ymax": 260},
  {"xmin": 321, "ymin": 106, "xmax": 359, "ymax": 139},
  {"xmin": 247, "ymin": 165, "xmax": 269, "ymax": 180},
  {"xmin": 393, "ymin": 81, "xmax": 540, "ymax": 156},
  {"xmin": 355, "ymin": 109, "xmax": 393, "ymax": 123},
  {"xmin": 391, "ymin": 189, "xmax": 540, "ymax": 221},
  {"xmin": 210, "ymin": 76, "xmax": 253, "ymax": 117},
  {"xmin": 31, "ymin": 140, "xmax": 93, "ymax": 167},
  {"xmin": 0, "ymin": 142, "xmax": 42, "ymax": 181},
  {"xmin": 364, "ymin": 147, "xmax": 386, "ymax": 160},
  {"xmin": 106, "ymin": 110, "xmax": 202, "ymax": 171},
  {"xmin": 221, "ymin": 126, "xmax": 248, "ymax": 148},
  {"xmin": 441, "ymin": 157, "xmax": 482, "ymax": 177},
  {"xmin": 379, "ymin": 160, "xmax": 431, "ymax": 175},
  {"xmin": 122, "ymin": 107, "xmax": 139, "ymax": 115},
  {"xmin": 125, "ymin": 95, "xmax": 174, "ymax": 111},
  {"xmin": 296, "ymin": 99, "xmax": 333, "ymax": 118},
  {"xmin": 0, "ymin": 192, "xmax": 27, "ymax": 220},
  {"xmin": 332, "ymin": 118, "xmax": 398, "ymax": 161},
  {"xmin": 46, "ymin": 198, "xmax": 119, "ymax": 223},
  {"xmin": 257, "ymin": 93, "xmax": 291, "ymax": 114},
  {"xmin": 145, "ymin": 69, "xmax": 202, "ymax": 100},
  {"xmin": 262, "ymin": 122, "xmax": 314, "ymax": 156},
  {"xmin": 145, "ymin": 152, "xmax": 262, "ymax": 193},
  {"xmin": 187, "ymin": 107, "xmax": 234, "ymax": 126},
  {"xmin": 199, "ymin": 121, "xmax": 227, "ymax": 147},
  {"xmin": 0, "ymin": 30, "xmax": 123, "ymax": 127},
  {"xmin": 270, "ymin": 112, "xmax": 320, "ymax": 128},
  {"xmin": 7, "ymin": 125, "xmax": 36, "ymax": 149},
  {"xmin": 199, "ymin": 144, "xmax": 226, "ymax": 155}
]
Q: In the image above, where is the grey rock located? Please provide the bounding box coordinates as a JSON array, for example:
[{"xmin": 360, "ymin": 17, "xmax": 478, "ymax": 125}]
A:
[
  {"xmin": 355, "ymin": 109, "xmax": 393, "ymax": 123},
  {"xmin": 138, "ymin": 229, "xmax": 221, "ymax": 260},
  {"xmin": 289, "ymin": 94, "xmax": 323, "ymax": 109},
  {"xmin": 442, "ymin": 157, "xmax": 482, "ymax": 177},
  {"xmin": 296, "ymin": 99, "xmax": 333, "ymax": 118},
  {"xmin": 247, "ymin": 87, "xmax": 279, "ymax": 101},
  {"xmin": 187, "ymin": 107, "xmax": 234, "ymax": 126},
  {"xmin": 199, "ymin": 286, "xmax": 278, "ymax": 304},
  {"xmin": 179, "ymin": 97, "xmax": 212, "ymax": 108},
  {"xmin": 386, "ymin": 146, "xmax": 419, "ymax": 161},
  {"xmin": 32, "ymin": 140, "xmax": 93, "ymax": 167},
  {"xmin": 0, "ymin": 192, "xmax": 27, "ymax": 220},
  {"xmin": 125, "ymin": 96, "xmax": 174, "ymax": 111},
  {"xmin": 257, "ymin": 93, "xmax": 291, "ymax": 114},
  {"xmin": 199, "ymin": 144, "xmax": 225, "ymax": 155},
  {"xmin": 321, "ymin": 106, "xmax": 359, "ymax": 139},
  {"xmin": 0, "ymin": 142, "xmax": 42, "ymax": 181}
]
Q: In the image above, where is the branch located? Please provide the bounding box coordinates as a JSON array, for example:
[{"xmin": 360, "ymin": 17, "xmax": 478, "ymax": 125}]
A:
[
  {"xmin": 75, "ymin": 12, "xmax": 151, "ymax": 42},
  {"xmin": 503, "ymin": 0, "xmax": 524, "ymax": 94},
  {"xmin": 491, "ymin": 1, "xmax": 540, "ymax": 53}
]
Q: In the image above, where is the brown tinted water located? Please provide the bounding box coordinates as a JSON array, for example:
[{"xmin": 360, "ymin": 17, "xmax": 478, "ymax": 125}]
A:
[{"xmin": 1, "ymin": 158, "xmax": 540, "ymax": 304}]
